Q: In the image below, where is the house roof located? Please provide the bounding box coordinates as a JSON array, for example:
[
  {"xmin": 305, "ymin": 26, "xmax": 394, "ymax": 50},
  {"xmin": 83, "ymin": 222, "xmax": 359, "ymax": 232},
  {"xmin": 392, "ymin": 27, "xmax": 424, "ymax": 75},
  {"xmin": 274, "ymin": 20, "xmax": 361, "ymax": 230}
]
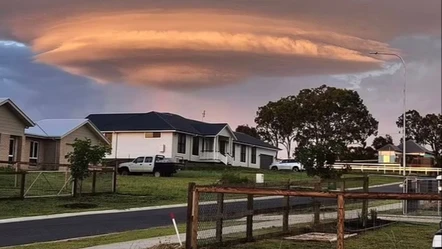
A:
[
  {"xmin": 398, "ymin": 140, "xmax": 434, "ymax": 154},
  {"xmin": 25, "ymin": 119, "xmax": 109, "ymax": 144},
  {"xmin": 86, "ymin": 112, "xmax": 228, "ymax": 136},
  {"xmin": 0, "ymin": 98, "xmax": 35, "ymax": 127},
  {"xmin": 378, "ymin": 140, "xmax": 433, "ymax": 154},
  {"xmin": 87, "ymin": 112, "xmax": 278, "ymax": 150},
  {"xmin": 234, "ymin": 132, "xmax": 280, "ymax": 150},
  {"xmin": 378, "ymin": 144, "xmax": 402, "ymax": 152}
]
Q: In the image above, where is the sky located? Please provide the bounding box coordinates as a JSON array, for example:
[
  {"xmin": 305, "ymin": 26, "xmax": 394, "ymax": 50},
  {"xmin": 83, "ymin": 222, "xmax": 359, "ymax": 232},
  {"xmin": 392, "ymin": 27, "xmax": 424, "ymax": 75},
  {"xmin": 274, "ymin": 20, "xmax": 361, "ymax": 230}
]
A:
[{"xmin": 0, "ymin": 0, "xmax": 441, "ymax": 148}]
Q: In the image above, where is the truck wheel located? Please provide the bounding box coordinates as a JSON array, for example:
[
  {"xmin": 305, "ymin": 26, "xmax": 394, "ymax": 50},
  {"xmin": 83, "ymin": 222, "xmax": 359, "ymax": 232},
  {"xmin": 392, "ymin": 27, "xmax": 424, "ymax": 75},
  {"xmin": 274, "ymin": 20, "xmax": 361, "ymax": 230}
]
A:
[
  {"xmin": 154, "ymin": 171, "xmax": 161, "ymax": 177},
  {"xmin": 119, "ymin": 168, "xmax": 130, "ymax": 176}
]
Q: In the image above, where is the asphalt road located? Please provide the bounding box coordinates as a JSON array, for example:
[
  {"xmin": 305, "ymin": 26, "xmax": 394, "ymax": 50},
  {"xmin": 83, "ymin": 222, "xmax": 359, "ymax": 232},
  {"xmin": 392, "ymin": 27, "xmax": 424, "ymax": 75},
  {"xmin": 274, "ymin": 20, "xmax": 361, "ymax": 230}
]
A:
[{"xmin": 0, "ymin": 184, "xmax": 401, "ymax": 247}]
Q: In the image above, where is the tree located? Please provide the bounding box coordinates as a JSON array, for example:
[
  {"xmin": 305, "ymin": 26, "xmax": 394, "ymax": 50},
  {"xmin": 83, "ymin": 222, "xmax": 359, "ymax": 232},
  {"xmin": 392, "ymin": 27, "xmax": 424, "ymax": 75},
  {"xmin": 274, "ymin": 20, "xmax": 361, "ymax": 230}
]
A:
[
  {"xmin": 372, "ymin": 134, "xmax": 394, "ymax": 150},
  {"xmin": 235, "ymin": 124, "xmax": 260, "ymax": 139},
  {"xmin": 339, "ymin": 146, "xmax": 377, "ymax": 161},
  {"xmin": 396, "ymin": 111, "xmax": 442, "ymax": 167},
  {"xmin": 255, "ymin": 97, "xmax": 301, "ymax": 158},
  {"xmin": 396, "ymin": 110, "xmax": 424, "ymax": 143},
  {"xmin": 293, "ymin": 85, "xmax": 379, "ymax": 178},
  {"xmin": 420, "ymin": 113, "xmax": 442, "ymax": 167},
  {"xmin": 66, "ymin": 138, "xmax": 110, "ymax": 196}
]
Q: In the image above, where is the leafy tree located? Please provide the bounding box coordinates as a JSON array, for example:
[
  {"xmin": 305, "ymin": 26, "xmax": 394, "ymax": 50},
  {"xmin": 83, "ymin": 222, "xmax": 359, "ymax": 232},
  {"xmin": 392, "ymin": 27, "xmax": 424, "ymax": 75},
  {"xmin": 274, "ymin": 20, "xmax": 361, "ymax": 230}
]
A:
[
  {"xmin": 294, "ymin": 85, "xmax": 378, "ymax": 178},
  {"xmin": 420, "ymin": 113, "xmax": 442, "ymax": 167},
  {"xmin": 235, "ymin": 124, "xmax": 260, "ymax": 139},
  {"xmin": 396, "ymin": 110, "xmax": 424, "ymax": 143},
  {"xmin": 396, "ymin": 111, "xmax": 442, "ymax": 166},
  {"xmin": 339, "ymin": 146, "xmax": 377, "ymax": 161},
  {"xmin": 255, "ymin": 97, "xmax": 300, "ymax": 158},
  {"xmin": 372, "ymin": 134, "xmax": 394, "ymax": 150},
  {"xmin": 66, "ymin": 138, "xmax": 110, "ymax": 196}
]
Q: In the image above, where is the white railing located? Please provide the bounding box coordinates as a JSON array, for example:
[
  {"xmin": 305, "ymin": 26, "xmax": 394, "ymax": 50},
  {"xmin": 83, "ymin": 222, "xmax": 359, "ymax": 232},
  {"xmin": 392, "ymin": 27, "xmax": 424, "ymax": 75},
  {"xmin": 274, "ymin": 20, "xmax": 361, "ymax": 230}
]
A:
[
  {"xmin": 332, "ymin": 163, "xmax": 441, "ymax": 175},
  {"xmin": 216, "ymin": 153, "xmax": 228, "ymax": 165},
  {"xmin": 200, "ymin": 151, "xmax": 215, "ymax": 160}
]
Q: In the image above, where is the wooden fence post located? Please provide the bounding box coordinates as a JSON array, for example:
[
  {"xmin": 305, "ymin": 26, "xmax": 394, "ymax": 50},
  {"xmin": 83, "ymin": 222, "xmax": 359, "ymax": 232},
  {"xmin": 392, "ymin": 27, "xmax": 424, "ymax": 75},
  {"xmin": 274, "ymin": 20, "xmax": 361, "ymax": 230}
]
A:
[
  {"xmin": 340, "ymin": 179, "xmax": 346, "ymax": 192},
  {"xmin": 186, "ymin": 182, "xmax": 196, "ymax": 249},
  {"xmin": 19, "ymin": 172, "xmax": 26, "ymax": 199},
  {"xmin": 337, "ymin": 194, "xmax": 345, "ymax": 249},
  {"xmin": 246, "ymin": 194, "xmax": 254, "ymax": 242},
  {"xmin": 282, "ymin": 183, "xmax": 290, "ymax": 232},
  {"xmin": 313, "ymin": 182, "xmax": 321, "ymax": 225},
  {"xmin": 361, "ymin": 175, "xmax": 369, "ymax": 227},
  {"xmin": 216, "ymin": 193, "xmax": 224, "ymax": 243},
  {"xmin": 91, "ymin": 171, "xmax": 97, "ymax": 194}
]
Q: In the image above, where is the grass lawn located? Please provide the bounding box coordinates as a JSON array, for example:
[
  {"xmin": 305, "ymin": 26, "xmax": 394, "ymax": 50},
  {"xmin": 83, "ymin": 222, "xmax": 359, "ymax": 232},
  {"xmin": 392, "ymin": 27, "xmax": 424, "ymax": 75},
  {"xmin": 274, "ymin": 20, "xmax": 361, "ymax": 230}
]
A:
[
  {"xmin": 211, "ymin": 222, "xmax": 438, "ymax": 249},
  {"xmin": 0, "ymin": 169, "xmax": 402, "ymax": 219}
]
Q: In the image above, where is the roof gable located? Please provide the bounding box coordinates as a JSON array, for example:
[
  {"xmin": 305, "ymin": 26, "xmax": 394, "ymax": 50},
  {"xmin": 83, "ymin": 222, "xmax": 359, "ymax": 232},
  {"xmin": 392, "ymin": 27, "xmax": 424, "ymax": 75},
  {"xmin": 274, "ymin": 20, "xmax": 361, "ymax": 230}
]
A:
[
  {"xmin": 378, "ymin": 144, "xmax": 402, "ymax": 152},
  {"xmin": 398, "ymin": 140, "xmax": 434, "ymax": 154},
  {"xmin": 0, "ymin": 98, "xmax": 34, "ymax": 127}
]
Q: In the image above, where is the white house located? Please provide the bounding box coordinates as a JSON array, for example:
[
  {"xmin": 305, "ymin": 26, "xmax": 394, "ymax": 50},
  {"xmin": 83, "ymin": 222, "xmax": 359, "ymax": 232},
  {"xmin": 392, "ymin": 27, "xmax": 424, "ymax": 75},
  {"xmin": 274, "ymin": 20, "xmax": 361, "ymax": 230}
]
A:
[{"xmin": 86, "ymin": 112, "xmax": 280, "ymax": 169}]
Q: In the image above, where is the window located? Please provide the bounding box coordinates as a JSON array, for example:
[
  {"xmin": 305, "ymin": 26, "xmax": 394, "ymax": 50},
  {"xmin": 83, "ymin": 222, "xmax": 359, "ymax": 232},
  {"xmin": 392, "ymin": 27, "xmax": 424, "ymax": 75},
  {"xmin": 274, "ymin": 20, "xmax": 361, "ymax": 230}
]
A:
[
  {"xmin": 192, "ymin": 137, "xmax": 199, "ymax": 156},
  {"xmin": 144, "ymin": 157, "xmax": 153, "ymax": 163},
  {"xmin": 232, "ymin": 145, "xmax": 235, "ymax": 158},
  {"xmin": 29, "ymin": 141, "xmax": 39, "ymax": 164},
  {"xmin": 251, "ymin": 147, "xmax": 256, "ymax": 164},
  {"xmin": 145, "ymin": 132, "xmax": 161, "ymax": 138},
  {"xmin": 104, "ymin": 133, "xmax": 113, "ymax": 143},
  {"xmin": 134, "ymin": 157, "xmax": 144, "ymax": 163},
  {"xmin": 8, "ymin": 138, "xmax": 15, "ymax": 162},
  {"xmin": 240, "ymin": 145, "xmax": 246, "ymax": 162},
  {"xmin": 178, "ymin": 134, "xmax": 186, "ymax": 154}
]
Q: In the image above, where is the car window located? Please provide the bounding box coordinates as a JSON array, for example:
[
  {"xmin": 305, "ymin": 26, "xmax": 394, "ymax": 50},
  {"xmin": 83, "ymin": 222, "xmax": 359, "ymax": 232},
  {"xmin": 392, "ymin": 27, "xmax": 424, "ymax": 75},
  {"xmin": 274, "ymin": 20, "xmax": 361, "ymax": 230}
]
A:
[
  {"xmin": 144, "ymin": 157, "xmax": 153, "ymax": 163},
  {"xmin": 281, "ymin": 160, "xmax": 287, "ymax": 163},
  {"xmin": 288, "ymin": 159, "xmax": 297, "ymax": 163},
  {"xmin": 134, "ymin": 157, "xmax": 144, "ymax": 163}
]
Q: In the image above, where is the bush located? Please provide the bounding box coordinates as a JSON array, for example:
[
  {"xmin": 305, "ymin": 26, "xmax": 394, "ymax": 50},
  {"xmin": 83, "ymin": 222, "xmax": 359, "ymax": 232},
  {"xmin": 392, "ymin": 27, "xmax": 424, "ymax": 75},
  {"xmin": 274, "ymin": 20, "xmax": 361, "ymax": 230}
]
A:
[{"xmin": 219, "ymin": 172, "xmax": 250, "ymax": 185}]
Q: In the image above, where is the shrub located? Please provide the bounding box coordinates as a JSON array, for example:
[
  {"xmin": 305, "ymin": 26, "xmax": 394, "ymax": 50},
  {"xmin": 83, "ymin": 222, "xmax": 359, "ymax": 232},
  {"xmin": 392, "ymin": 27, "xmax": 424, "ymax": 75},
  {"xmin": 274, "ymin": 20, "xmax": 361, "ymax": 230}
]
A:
[{"xmin": 219, "ymin": 172, "xmax": 250, "ymax": 185}]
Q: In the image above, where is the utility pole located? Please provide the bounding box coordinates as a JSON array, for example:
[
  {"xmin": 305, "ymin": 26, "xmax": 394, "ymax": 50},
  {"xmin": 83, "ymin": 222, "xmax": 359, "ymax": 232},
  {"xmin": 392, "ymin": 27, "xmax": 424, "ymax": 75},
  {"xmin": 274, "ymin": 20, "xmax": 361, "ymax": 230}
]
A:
[{"xmin": 202, "ymin": 110, "xmax": 206, "ymax": 122}]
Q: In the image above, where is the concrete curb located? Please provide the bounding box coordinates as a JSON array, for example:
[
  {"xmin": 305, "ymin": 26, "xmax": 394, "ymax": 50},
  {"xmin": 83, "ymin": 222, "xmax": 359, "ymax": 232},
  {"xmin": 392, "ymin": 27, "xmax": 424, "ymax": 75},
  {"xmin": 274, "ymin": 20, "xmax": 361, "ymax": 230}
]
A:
[{"xmin": 0, "ymin": 182, "xmax": 401, "ymax": 224}]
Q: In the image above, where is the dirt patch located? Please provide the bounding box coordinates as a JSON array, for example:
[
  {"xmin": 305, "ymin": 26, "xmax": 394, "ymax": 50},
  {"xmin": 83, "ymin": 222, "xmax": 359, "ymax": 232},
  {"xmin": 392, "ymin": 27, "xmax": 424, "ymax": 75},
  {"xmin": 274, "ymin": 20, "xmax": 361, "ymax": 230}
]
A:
[
  {"xmin": 61, "ymin": 203, "xmax": 98, "ymax": 209},
  {"xmin": 146, "ymin": 244, "xmax": 183, "ymax": 249}
]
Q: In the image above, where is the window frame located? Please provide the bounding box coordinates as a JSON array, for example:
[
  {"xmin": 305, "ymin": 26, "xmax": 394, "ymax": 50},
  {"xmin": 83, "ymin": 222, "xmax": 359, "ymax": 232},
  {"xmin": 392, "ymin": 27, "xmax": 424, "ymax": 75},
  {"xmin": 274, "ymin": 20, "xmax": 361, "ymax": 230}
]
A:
[
  {"xmin": 251, "ymin": 147, "xmax": 257, "ymax": 164},
  {"xmin": 240, "ymin": 145, "xmax": 246, "ymax": 162},
  {"xmin": 144, "ymin": 157, "xmax": 153, "ymax": 163},
  {"xmin": 177, "ymin": 134, "xmax": 186, "ymax": 154},
  {"xmin": 29, "ymin": 141, "xmax": 39, "ymax": 163},
  {"xmin": 134, "ymin": 157, "xmax": 145, "ymax": 163},
  {"xmin": 192, "ymin": 136, "xmax": 199, "ymax": 156},
  {"xmin": 145, "ymin": 132, "xmax": 161, "ymax": 138}
]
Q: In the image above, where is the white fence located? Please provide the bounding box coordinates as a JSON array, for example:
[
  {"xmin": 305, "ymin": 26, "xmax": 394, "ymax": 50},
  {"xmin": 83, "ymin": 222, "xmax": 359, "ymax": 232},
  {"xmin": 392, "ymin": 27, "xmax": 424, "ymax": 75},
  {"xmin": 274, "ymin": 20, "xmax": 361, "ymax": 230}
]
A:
[{"xmin": 332, "ymin": 163, "xmax": 441, "ymax": 175}]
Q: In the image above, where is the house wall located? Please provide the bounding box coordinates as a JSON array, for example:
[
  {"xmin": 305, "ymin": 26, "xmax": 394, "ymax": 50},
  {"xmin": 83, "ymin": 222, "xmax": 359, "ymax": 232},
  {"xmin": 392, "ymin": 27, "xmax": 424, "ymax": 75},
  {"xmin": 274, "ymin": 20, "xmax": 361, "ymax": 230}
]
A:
[
  {"xmin": 107, "ymin": 132, "xmax": 174, "ymax": 159},
  {"xmin": 59, "ymin": 124, "xmax": 106, "ymax": 164},
  {"xmin": 172, "ymin": 133, "xmax": 194, "ymax": 161},
  {"xmin": 23, "ymin": 137, "xmax": 46, "ymax": 163},
  {"xmin": 0, "ymin": 105, "xmax": 28, "ymax": 162},
  {"xmin": 0, "ymin": 105, "xmax": 26, "ymax": 136},
  {"xmin": 232, "ymin": 143, "xmax": 277, "ymax": 169},
  {"xmin": 378, "ymin": 151, "xmax": 397, "ymax": 163}
]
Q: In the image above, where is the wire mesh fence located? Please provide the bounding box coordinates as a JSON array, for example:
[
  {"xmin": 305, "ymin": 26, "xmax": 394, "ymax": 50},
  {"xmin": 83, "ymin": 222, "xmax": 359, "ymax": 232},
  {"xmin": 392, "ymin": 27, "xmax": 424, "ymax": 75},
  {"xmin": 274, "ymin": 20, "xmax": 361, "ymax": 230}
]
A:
[
  {"xmin": 0, "ymin": 165, "xmax": 115, "ymax": 199},
  {"xmin": 187, "ymin": 178, "xmax": 442, "ymax": 249}
]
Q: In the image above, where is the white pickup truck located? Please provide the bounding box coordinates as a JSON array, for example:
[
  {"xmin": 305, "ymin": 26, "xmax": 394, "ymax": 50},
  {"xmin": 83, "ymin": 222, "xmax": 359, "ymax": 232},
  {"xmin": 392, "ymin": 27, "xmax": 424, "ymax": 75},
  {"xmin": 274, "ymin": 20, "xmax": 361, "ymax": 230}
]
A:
[{"xmin": 118, "ymin": 155, "xmax": 182, "ymax": 177}]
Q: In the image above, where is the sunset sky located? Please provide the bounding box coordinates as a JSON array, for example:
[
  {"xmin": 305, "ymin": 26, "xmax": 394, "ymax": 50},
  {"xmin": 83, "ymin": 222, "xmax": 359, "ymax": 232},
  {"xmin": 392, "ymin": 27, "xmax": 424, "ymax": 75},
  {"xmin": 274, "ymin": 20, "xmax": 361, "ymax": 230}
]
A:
[{"xmin": 0, "ymin": 0, "xmax": 440, "ymax": 145}]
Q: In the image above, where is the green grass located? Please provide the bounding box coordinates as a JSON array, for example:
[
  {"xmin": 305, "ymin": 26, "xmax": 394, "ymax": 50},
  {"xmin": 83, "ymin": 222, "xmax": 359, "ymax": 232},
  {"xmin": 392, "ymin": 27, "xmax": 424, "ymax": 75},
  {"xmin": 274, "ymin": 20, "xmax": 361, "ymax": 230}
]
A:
[
  {"xmin": 210, "ymin": 222, "xmax": 438, "ymax": 249},
  {"xmin": 0, "ymin": 170, "xmax": 402, "ymax": 219}
]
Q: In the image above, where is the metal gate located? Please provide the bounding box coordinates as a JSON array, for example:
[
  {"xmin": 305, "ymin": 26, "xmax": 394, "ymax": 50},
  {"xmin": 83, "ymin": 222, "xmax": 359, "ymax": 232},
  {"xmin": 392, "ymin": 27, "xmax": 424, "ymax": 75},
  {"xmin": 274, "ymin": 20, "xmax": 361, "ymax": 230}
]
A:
[
  {"xmin": 24, "ymin": 171, "xmax": 73, "ymax": 198},
  {"xmin": 403, "ymin": 176, "xmax": 440, "ymax": 215}
]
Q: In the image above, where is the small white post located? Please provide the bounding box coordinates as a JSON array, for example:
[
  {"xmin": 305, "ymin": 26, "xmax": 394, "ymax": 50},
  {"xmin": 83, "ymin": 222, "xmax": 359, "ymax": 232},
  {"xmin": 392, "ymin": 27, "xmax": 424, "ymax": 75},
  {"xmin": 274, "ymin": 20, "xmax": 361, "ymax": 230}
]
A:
[{"xmin": 170, "ymin": 212, "xmax": 182, "ymax": 246}]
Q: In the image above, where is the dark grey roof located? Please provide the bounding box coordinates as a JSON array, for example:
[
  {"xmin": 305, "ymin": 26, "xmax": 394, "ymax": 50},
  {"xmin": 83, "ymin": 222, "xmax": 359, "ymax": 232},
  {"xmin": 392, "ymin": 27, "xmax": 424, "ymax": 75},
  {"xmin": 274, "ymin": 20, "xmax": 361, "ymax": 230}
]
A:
[
  {"xmin": 397, "ymin": 140, "xmax": 434, "ymax": 154},
  {"xmin": 86, "ymin": 112, "xmax": 228, "ymax": 136},
  {"xmin": 378, "ymin": 144, "xmax": 402, "ymax": 152},
  {"xmin": 378, "ymin": 140, "xmax": 433, "ymax": 154},
  {"xmin": 234, "ymin": 132, "xmax": 280, "ymax": 150}
]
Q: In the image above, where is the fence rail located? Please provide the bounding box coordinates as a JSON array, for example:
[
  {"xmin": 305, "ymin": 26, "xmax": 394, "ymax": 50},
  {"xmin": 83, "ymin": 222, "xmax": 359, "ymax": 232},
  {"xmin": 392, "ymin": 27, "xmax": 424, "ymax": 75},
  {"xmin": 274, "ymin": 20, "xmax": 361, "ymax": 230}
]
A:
[
  {"xmin": 186, "ymin": 180, "xmax": 442, "ymax": 249},
  {"xmin": 333, "ymin": 163, "xmax": 441, "ymax": 175}
]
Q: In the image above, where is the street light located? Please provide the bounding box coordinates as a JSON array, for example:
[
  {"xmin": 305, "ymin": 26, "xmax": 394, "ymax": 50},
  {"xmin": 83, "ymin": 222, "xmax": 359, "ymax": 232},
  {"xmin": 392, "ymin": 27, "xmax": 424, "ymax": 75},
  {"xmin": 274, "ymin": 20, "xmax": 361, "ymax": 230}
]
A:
[{"xmin": 369, "ymin": 52, "xmax": 407, "ymax": 176}]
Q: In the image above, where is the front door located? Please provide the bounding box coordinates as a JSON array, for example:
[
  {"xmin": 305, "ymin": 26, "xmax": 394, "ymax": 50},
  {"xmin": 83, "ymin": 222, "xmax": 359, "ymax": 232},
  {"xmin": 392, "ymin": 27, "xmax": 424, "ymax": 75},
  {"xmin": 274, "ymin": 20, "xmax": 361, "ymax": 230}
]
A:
[
  {"xmin": 219, "ymin": 140, "xmax": 226, "ymax": 155},
  {"xmin": 143, "ymin": 156, "xmax": 154, "ymax": 172},
  {"xmin": 132, "ymin": 156, "xmax": 145, "ymax": 172}
]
